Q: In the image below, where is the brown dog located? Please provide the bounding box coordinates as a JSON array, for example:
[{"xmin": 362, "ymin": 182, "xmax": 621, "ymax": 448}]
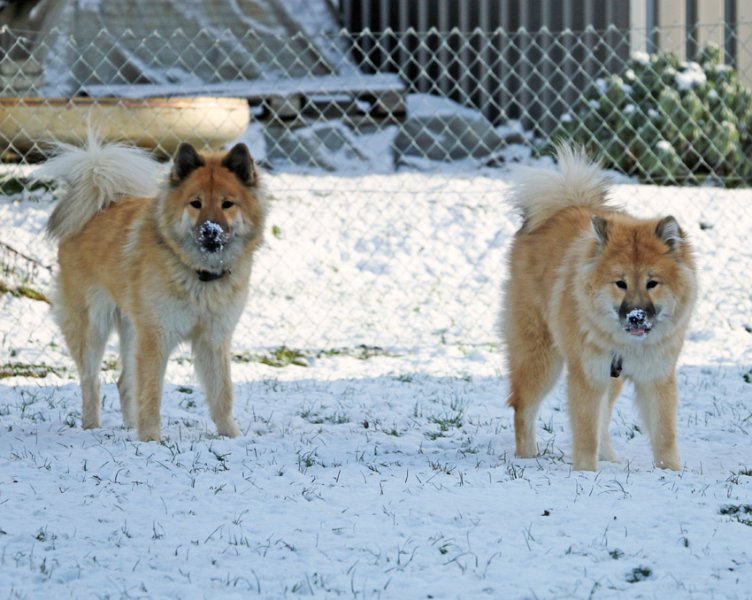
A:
[
  {"xmin": 501, "ymin": 146, "xmax": 697, "ymax": 470},
  {"xmin": 38, "ymin": 135, "xmax": 267, "ymax": 441}
]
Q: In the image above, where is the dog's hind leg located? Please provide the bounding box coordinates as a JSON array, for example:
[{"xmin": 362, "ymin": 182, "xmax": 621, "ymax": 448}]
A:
[
  {"xmin": 192, "ymin": 334, "xmax": 240, "ymax": 438},
  {"xmin": 56, "ymin": 289, "xmax": 113, "ymax": 430},
  {"xmin": 116, "ymin": 311, "xmax": 137, "ymax": 428},
  {"xmin": 505, "ymin": 317, "xmax": 563, "ymax": 458}
]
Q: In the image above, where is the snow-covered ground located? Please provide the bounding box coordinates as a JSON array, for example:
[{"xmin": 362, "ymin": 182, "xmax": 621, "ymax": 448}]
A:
[{"xmin": 0, "ymin": 168, "xmax": 751, "ymax": 599}]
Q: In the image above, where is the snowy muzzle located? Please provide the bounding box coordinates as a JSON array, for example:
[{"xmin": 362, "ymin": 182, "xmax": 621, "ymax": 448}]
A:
[
  {"xmin": 197, "ymin": 221, "xmax": 229, "ymax": 253},
  {"xmin": 622, "ymin": 308, "xmax": 653, "ymax": 338}
]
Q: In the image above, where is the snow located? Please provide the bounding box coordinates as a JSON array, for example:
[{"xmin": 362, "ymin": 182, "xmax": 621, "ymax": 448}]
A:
[
  {"xmin": 406, "ymin": 93, "xmax": 491, "ymax": 121},
  {"xmin": 198, "ymin": 220, "xmax": 226, "ymax": 252},
  {"xmin": 631, "ymin": 51, "xmax": 650, "ymax": 66},
  {"xmin": 0, "ymin": 166, "xmax": 751, "ymax": 598},
  {"xmin": 675, "ymin": 62, "xmax": 708, "ymax": 91}
]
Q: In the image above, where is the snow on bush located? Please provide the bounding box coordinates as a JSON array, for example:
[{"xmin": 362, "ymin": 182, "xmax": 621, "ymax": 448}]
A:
[{"xmin": 552, "ymin": 44, "xmax": 752, "ymax": 186}]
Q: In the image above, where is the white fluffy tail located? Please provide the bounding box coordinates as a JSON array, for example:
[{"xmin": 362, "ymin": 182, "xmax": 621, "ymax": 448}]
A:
[
  {"xmin": 511, "ymin": 144, "xmax": 610, "ymax": 232},
  {"xmin": 35, "ymin": 130, "xmax": 163, "ymax": 241}
]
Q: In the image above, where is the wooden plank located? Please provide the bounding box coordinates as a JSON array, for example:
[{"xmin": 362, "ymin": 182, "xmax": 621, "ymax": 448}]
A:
[{"xmin": 83, "ymin": 73, "xmax": 405, "ymax": 102}]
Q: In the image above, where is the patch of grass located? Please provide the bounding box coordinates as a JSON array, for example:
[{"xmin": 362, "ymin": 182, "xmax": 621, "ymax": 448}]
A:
[
  {"xmin": 299, "ymin": 406, "xmax": 349, "ymax": 425},
  {"xmin": 297, "ymin": 450, "xmax": 318, "ymax": 471},
  {"xmin": 428, "ymin": 459, "xmax": 455, "ymax": 474},
  {"xmin": 430, "ymin": 413, "xmax": 463, "ymax": 432},
  {"xmin": 233, "ymin": 346, "xmax": 308, "ymax": 368},
  {"xmin": 727, "ymin": 468, "xmax": 752, "ymax": 485},
  {"xmin": 259, "ymin": 346, "xmax": 308, "ymax": 368},
  {"xmin": 232, "ymin": 344, "xmax": 397, "ymax": 368},
  {"xmin": 625, "ymin": 423, "xmax": 642, "ymax": 440},
  {"xmin": 0, "ymin": 362, "xmax": 63, "ymax": 379},
  {"xmin": 424, "ymin": 412, "xmax": 463, "ymax": 440},
  {"xmin": 101, "ymin": 357, "xmax": 119, "ymax": 372},
  {"xmin": 625, "ymin": 566, "xmax": 653, "ymax": 583},
  {"xmin": 271, "ymin": 224, "xmax": 283, "ymax": 239},
  {"xmin": 317, "ymin": 344, "xmax": 396, "ymax": 361},
  {"xmin": 0, "ymin": 176, "xmax": 25, "ymax": 195},
  {"xmin": 177, "ymin": 386, "xmax": 194, "ymax": 394},
  {"xmin": 719, "ymin": 504, "xmax": 752, "ymax": 526},
  {"xmin": 392, "ymin": 373, "xmax": 414, "ymax": 383},
  {"xmin": 0, "ymin": 281, "xmax": 50, "ymax": 304},
  {"xmin": 0, "ymin": 174, "xmax": 54, "ymax": 195}
]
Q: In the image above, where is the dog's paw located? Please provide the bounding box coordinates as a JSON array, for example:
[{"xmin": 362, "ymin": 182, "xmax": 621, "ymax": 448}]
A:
[
  {"xmin": 137, "ymin": 426, "xmax": 161, "ymax": 442},
  {"xmin": 515, "ymin": 440, "xmax": 538, "ymax": 459},
  {"xmin": 598, "ymin": 445, "xmax": 620, "ymax": 463},
  {"xmin": 655, "ymin": 456, "xmax": 681, "ymax": 471},
  {"xmin": 217, "ymin": 420, "xmax": 241, "ymax": 438},
  {"xmin": 82, "ymin": 417, "xmax": 101, "ymax": 430},
  {"xmin": 122, "ymin": 414, "xmax": 137, "ymax": 429},
  {"xmin": 572, "ymin": 455, "xmax": 599, "ymax": 471},
  {"xmin": 120, "ymin": 402, "xmax": 137, "ymax": 429}
]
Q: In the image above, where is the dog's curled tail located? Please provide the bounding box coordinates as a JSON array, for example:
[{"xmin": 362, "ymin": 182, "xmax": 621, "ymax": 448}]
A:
[
  {"xmin": 36, "ymin": 130, "xmax": 163, "ymax": 242},
  {"xmin": 511, "ymin": 144, "xmax": 610, "ymax": 232}
]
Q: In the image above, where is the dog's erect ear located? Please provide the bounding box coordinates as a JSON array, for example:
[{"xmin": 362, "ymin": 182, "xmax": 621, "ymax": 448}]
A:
[
  {"xmin": 591, "ymin": 216, "xmax": 609, "ymax": 248},
  {"xmin": 171, "ymin": 143, "xmax": 205, "ymax": 185},
  {"xmin": 221, "ymin": 143, "xmax": 257, "ymax": 187},
  {"xmin": 655, "ymin": 215, "xmax": 684, "ymax": 251}
]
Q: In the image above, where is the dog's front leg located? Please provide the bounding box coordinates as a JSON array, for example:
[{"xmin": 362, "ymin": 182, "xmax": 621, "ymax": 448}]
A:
[
  {"xmin": 135, "ymin": 328, "xmax": 169, "ymax": 442},
  {"xmin": 634, "ymin": 376, "xmax": 681, "ymax": 471},
  {"xmin": 567, "ymin": 363, "xmax": 606, "ymax": 471},
  {"xmin": 192, "ymin": 334, "xmax": 241, "ymax": 438},
  {"xmin": 599, "ymin": 378, "xmax": 623, "ymax": 463}
]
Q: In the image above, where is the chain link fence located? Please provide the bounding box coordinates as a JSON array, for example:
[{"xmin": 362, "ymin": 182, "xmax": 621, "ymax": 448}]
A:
[{"xmin": 0, "ymin": 24, "xmax": 750, "ymax": 375}]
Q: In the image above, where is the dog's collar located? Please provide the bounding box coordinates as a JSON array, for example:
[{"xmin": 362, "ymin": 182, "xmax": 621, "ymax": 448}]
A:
[
  {"xmin": 196, "ymin": 269, "xmax": 230, "ymax": 282},
  {"xmin": 610, "ymin": 354, "xmax": 623, "ymax": 378}
]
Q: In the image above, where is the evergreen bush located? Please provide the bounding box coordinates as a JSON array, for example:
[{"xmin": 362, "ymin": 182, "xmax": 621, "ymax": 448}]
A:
[{"xmin": 551, "ymin": 44, "xmax": 752, "ymax": 186}]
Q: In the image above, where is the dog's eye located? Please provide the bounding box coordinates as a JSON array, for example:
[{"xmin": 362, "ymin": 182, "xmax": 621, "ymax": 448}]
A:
[
  {"xmin": 646, "ymin": 280, "xmax": 658, "ymax": 290},
  {"xmin": 189, "ymin": 200, "xmax": 201, "ymax": 209},
  {"xmin": 222, "ymin": 201, "xmax": 235, "ymax": 210},
  {"xmin": 615, "ymin": 281, "xmax": 627, "ymax": 290}
]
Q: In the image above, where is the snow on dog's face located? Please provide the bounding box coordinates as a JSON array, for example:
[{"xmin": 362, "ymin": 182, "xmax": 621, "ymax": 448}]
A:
[
  {"xmin": 161, "ymin": 143, "xmax": 265, "ymax": 273},
  {"xmin": 587, "ymin": 214, "xmax": 696, "ymax": 343}
]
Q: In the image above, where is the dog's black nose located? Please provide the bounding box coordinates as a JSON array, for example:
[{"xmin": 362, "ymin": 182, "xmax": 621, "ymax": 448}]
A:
[
  {"xmin": 628, "ymin": 309, "xmax": 647, "ymax": 325},
  {"xmin": 198, "ymin": 221, "xmax": 225, "ymax": 252},
  {"xmin": 200, "ymin": 221, "xmax": 221, "ymax": 239}
]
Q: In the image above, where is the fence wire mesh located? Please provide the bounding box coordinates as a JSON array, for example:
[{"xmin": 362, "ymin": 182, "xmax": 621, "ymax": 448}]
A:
[{"xmin": 0, "ymin": 24, "xmax": 750, "ymax": 380}]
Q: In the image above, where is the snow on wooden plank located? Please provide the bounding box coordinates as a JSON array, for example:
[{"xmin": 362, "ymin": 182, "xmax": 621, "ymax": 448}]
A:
[{"xmin": 82, "ymin": 73, "xmax": 405, "ymax": 101}]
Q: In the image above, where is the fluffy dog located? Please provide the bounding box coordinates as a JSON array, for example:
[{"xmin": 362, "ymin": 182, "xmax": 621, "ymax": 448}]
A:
[
  {"xmin": 501, "ymin": 145, "xmax": 697, "ymax": 470},
  {"xmin": 38, "ymin": 134, "xmax": 266, "ymax": 441}
]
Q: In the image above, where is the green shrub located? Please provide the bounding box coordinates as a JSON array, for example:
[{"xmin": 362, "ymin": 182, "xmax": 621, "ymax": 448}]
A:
[{"xmin": 550, "ymin": 44, "xmax": 752, "ymax": 186}]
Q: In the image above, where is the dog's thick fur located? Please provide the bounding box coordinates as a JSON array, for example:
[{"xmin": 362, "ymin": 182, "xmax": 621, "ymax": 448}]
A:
[
  {"xmin": 501, "ymin": 146, "xmax": 697, "ymax": 471},
  {"xmin": 38, "ymin": 134, "xmax": 266, "ymax": 441}
]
